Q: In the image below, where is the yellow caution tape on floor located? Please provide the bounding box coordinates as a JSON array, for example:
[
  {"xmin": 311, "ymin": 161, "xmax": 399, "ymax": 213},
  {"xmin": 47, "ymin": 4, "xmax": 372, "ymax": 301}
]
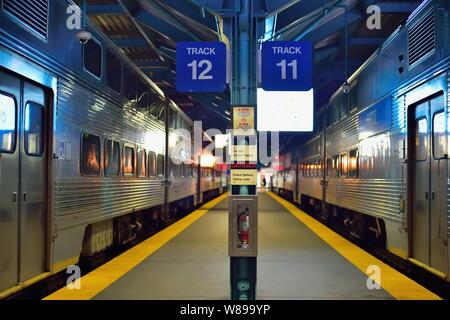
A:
[
  {"xmin": 44, "ymin": 193, "xmax": 228, "ymax": 300},
  {"xmin": 267, "ymin": 191, "xmax": 442, "ymax": 300}
]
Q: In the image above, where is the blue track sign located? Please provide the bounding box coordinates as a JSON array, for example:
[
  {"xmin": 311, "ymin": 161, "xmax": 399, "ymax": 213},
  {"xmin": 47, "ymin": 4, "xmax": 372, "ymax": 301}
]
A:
[
  {"xmin": 261, "ymin": 41, "xmax": 313, "ymax": 91},
  {"xmin": 176, "ymin": 42, "xmax": 227, "ymax": 92}
]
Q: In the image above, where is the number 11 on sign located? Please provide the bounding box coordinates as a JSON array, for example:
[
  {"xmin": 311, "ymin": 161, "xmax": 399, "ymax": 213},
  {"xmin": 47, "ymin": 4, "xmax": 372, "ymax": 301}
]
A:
[{"xmin": 276, "ymin": 60, "xmax": 298, "ymax": 80}]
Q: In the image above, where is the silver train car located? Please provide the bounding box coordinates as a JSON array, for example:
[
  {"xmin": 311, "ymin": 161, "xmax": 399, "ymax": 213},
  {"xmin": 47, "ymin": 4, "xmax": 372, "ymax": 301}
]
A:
[
  {"xmin": 0, "ymin": 0, "xmax": 226, "ymax": 296},
  {"xmin": 273, "ymin": 0, "xmax": 450, "ymax": 280}
]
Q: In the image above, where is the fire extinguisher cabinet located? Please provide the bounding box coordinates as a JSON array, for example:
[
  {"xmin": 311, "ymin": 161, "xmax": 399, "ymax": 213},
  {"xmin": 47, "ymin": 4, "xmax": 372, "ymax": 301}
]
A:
[{"xmin": 229, "ymin": 195, "xmax": 258, "ymax": 257}]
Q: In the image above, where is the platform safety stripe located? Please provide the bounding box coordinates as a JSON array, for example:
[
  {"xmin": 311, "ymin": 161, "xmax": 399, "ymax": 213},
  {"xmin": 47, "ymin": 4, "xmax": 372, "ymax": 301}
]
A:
[
  {"xmin": 267, "ymin": 191, "xmax": 442, "ymax": 300},
  {"xmin": 43, "ymin": 193, "xmax": 228, "ymax": 300}
]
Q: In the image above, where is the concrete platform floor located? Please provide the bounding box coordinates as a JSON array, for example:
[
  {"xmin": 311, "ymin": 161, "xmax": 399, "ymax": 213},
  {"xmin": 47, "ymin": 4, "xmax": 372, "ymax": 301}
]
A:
[{"xmin": 93, "ymin": 192, "xmax": 392, "ymax": 300}]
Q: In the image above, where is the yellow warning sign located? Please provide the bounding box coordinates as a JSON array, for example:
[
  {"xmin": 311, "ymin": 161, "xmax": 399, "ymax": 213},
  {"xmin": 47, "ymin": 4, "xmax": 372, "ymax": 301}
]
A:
[
  {"xmin": 233, "ymin": 106, "xmax": 255, "ymax": 136},
  {"xmin": 230, "ymin": 169, "xmax": 257, "ymax": 185}
]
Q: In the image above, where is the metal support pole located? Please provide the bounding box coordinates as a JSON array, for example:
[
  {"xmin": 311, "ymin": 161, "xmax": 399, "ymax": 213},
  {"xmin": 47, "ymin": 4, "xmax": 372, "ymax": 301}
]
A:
[{"xmin": 227, "ymin": 0, "xmax": 260, "ymax": 301}]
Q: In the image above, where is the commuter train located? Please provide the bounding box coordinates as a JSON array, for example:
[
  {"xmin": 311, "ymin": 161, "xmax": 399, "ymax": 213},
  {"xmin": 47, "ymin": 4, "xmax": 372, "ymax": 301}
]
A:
[
  {"xmin": 0, "ymin": 0, "xmax": 227, "ymax": 296},
  {"xmin": 273, "ymin": 0, "xmax": 450, "ymax": 280}
]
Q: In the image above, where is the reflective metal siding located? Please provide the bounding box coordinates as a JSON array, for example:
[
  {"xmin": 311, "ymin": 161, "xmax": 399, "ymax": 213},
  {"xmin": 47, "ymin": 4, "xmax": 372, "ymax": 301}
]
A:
[
  {"xmin": 55, "ymin": 179, "xmax": 164, "ymax": 230},
  {"xmin": 57, "ymin": 79, "xmax": 165, "ymax": 143},
  {"xmin": 168, "ymin": 178, "xmax": 196, "ymax": 203},
  {"xmin": 55, "ymin": 78, "xmax": 166, "ymax": 230},
  {"xmin": 326, "ymin": 113, "xmax": 359, "ymax": 153},
  {"xmin": 327, "ymin": 179, "xmax": 405, "ymax": 222},
  {"xmin": 298, "ymin": 177, "xmax": 322, "ymax": 201},
  {"xmin": 284, "ymin": 170, "xmax": 295, "ymax": 192}
]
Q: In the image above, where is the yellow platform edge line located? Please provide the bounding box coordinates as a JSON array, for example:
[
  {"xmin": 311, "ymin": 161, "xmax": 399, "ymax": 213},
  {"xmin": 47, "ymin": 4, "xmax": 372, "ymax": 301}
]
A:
[
  {"xmin": 43, "ymin": 193, "xmax": 228, "ymax": 301},
  {"xmin": 267, "ymin": 191, "xmax": 442, "ymax": 300}
]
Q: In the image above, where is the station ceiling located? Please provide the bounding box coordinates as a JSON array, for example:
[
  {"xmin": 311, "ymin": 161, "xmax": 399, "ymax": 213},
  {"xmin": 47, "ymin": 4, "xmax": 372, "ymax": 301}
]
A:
[{"xmin": 83, "ymin": 0, "xmax": 421, "ymax": 131}]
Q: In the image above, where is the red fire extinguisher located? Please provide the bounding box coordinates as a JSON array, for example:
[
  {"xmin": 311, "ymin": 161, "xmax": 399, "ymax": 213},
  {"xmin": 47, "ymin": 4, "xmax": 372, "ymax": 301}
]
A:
[{"xmin": 238, "ymin": 206, "xmax": 249, "ymax": 248}]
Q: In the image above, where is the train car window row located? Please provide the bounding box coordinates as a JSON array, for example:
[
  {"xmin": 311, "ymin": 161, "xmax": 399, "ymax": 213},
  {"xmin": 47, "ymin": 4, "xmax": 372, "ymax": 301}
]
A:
[
  {"xmin": 324, "ymin": 150, "xmax": 359, "ymax": 179},
  {"xmin": 84, "ymin": 134, "xmax": 166, "ymax": 178},
  {"xmin": 83, "ymin": 38, "xmax": 102, "ymax": 79},
  {"xmin": 299, "ymin": 161, "xmax": 322, "ymax": 177},
  {"xmin": 0, "ymin": 93, "xmax": 17, "ymax": 153},
  {"xmin": 169, "ymin": 161, "xmax": 195, "ymax": 178}
]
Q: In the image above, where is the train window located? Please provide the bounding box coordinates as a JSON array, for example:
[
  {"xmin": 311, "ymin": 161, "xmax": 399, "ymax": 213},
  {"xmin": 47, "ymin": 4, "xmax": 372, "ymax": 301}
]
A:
[
  {"xmin": 0, "ymin": 94, "xmax": 16, "ymax": 153},
  {"xmin": 317, "ymin": 160, "xmax": 323, "ymax": 177},
  {"xmin": 106, "ymin": 50, "xmax": 122, "ymax": 93},
  {"xmin": 123, "ymin": 146, "xmax": 135, "ymax": 175},
  {"xmin": 340, "ymin": 153, "xmax": 348, "ymax": 177},
  {"xmin": 415, "ymin": 117, "xmax": 428, "ymax": 161},
  {"xmin": 333, "ymin": 155, "xmax": 339, "ymax": 177},
  {"xmin": 157, "ymin": 154, "xmax": 164, "ymax": 176},
  {"xmin": 81, "ymin": 132, "xmax": 101, "ymax": 176},
  {"xmin": 326, "ymin": 158, "xmax": 332, "ymax": 177},
  {"xmin": 192, "ymin": 166, "xmax": 196, "ymax": 178},
  {"xmin": 24, "ymin": 103, "xmax": 45, "ymax": 156},
  {"xmin": 349, "ymin": 149, "xmax": 359, "ymax": 178},
  {"xmin": 148, "ymin": 151, "xmax": 156, "ymax": 177},
  {"xmin": 83, "ymin": 38, "xmax": 102, "ymax": 79},
  {"xmin": 138, "ymin": 149, "xmax": 147, "ymax": 177},
  {"xmin": 432, "ymin": 110, "xmax": 446, "ymax": 159},
  {"xmin": 105, "ymin": 139, "xmax": 120, "ymax": 176}
]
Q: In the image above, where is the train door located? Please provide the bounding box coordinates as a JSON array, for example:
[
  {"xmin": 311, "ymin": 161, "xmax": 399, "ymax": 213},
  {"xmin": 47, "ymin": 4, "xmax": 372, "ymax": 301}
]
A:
[
  {"xmin": 0, "ymin": 70, "xmax": 48, "ymax": 291},
  {"xmin": 411, "ymin": 93, "xmax": 447, "ymax": 276}
]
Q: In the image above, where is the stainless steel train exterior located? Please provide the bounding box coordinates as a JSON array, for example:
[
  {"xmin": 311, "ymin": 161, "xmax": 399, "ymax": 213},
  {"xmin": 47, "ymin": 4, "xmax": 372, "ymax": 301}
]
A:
[
  {"xmin": 0, "ymin": 0, "xmax": 227, "ymax": 296},
  {"xmin": 273, "ymin": 0, "xmax": 450, "ymax": 280}
]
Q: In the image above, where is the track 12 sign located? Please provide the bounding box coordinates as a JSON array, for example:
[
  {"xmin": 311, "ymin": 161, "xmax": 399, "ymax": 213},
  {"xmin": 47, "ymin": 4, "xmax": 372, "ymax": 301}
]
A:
[
  {"xmin": 176, "ymin": 42, "xmax": 227, "ymax": 92},
  {"xmin": 261, "ymin": 41, "xmax": 313, "ymax": 91}
]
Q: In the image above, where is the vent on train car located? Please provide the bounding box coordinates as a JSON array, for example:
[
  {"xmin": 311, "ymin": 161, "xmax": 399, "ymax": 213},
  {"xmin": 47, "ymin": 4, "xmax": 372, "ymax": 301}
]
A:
[
  {"xmin": 408, "ymin": 8, "xmax": 435, "ymax": 68},
  {"xmin": 1, "ymin": 0, "xmax": 49, "ymax": 39}
]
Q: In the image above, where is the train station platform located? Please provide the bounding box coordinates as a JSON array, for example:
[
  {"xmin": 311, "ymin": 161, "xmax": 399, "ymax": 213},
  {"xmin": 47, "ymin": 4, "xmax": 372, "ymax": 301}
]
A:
[{"xmin": 44, "ymin": 192, "xmax": 440, "ymax": 300}]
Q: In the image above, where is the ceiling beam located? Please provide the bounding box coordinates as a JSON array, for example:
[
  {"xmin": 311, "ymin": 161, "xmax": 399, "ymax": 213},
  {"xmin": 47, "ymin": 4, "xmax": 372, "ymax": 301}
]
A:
[
  {"xmin": 86, "ymin": 4, "xmax": 124, "ymax": 15},
  {"xmin": 375, "ymin": 2, "xmax": 419, "ymax": 13}
]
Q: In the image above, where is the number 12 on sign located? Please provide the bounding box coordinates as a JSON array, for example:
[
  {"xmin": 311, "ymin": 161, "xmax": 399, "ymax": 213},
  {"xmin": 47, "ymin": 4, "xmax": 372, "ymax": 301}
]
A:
[{"xmin": 187, "ymin": 60, "xmax": 213, "ymax": 80}]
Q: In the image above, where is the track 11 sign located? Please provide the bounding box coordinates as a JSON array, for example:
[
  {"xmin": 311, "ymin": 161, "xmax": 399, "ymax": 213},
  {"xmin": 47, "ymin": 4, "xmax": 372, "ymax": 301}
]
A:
[
  {"xmin": 261, "ymin": 41, "xmax": 312, "ymax": 91},
  {"xmin": 176, "ymin": 42, "xmax": 227, "ymax": 93}
]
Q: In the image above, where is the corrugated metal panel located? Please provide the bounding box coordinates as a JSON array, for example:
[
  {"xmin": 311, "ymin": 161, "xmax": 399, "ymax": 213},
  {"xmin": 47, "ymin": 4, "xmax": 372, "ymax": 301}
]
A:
[
  {"xmin": 408, "ymin": 8, "xmax": 435, "ymax": 68},
  {"xmin": 2, "ymin": 0, "xmax": 48, "ymax": 39},
  {"xmin": 57, "ymin": 78, "xmax": 165, "ymax": 144},
  {"xmin": 55, "ymin": 179, "xmax": 164, "ymax": 230},
  {"xmin": 326, "ymin": 179, "xmax": 405, "ymax": 222}
]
